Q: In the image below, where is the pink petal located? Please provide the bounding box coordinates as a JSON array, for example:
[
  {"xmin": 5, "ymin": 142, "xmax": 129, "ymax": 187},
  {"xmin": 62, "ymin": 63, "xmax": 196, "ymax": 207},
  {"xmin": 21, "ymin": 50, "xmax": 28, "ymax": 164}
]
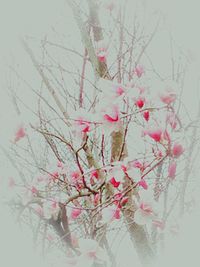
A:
[
  {"xmin": 31, "ymin": 186, "xmax": 38, "ymax": 195},
  {"xmin": 57, "ymin": 161, "xmax": 63, "ymax": 168},
  {"xmin": 91, "ymin": 170, "xmax": 99, "ymax": 179},
  {"xmin": 163, "ymin": 130, "xmax": 171, "ymax": 143},
  {"xmin": 94, "ymin": 193, "xmax": 100, "ymax": 206},
  {"xmin": 140, "ymin": 202, "xmax": 153, "ymax": 214},
  {"xmin": 160, "ymin": 91, "xmax": 176, "ymax": 105},
  {"xmin": 131, "ymin": 160, "xmax": 142, "ymax": 169},
  {"xmin": 143, "ymin": 111, "xmax": 150, "ymax": 121},
  {"xmin": 136, "ymin": 97, "xmax": 145, "ymax": 109},
  {"xmin": 103, "ymin": 113, "xmax": 119, "ymax": 122},
  {"xmin": 138, "ymin": 179, "xmax": 148, "ymax": 190},
  {"xmin": 172, "ymin": 143, "xmax": 184, "ymax": 158},
  {"xmin": 148, "ymin": 128, "xmax": 162, "ymax": 142},
  {"xmin": 71, "ymin": 208, "xmax": 82, "ymax": 219},
  {"xmin": 14, "ymin": 126, "xmax": 26, "ymax": 142},
  {"xmin": 116, "ymin": 86, "xmax": 125, "ymax": 96},
  {"xmin": 110, "ymin": 177, "xmax": 120, "ymax": 188},
  {"xmin": 113, "ymin": 208, "xmax": 121, "ymax": 219},
  {"xmin": 134, "ymin": 65, "xmax": 145, "ymax": 78},
  {"xmin": 168, "ymin": 161, "xmax": 177, "ymax": 178},
  {"xmin": 120, "ymin": 196, "xmax": 129, "ymax": 206}
]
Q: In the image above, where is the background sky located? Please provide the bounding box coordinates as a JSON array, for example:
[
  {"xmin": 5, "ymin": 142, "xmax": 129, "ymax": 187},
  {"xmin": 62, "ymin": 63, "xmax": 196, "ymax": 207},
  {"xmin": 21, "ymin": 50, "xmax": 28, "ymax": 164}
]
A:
[{"xmin": 0, "ymin": 1, "xmax": 200, "ymax": 266}]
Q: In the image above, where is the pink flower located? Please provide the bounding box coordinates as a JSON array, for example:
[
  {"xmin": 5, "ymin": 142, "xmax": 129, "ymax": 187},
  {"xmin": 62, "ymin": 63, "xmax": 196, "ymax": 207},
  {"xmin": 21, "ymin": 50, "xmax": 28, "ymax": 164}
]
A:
[
  {"xmin": 96, "ymin": 47, "xmax": 107, "ymax": 62},
  {"xmin": 147, "ymin": 128, "xmax": 162, "ymax": 142},
  {"xmin": 90, "ymin": 169, "xmax": 99, "ymax": 179},
  {"xmin": 31, "ymin": 186, "xmax": 38, "ymax": 195},
  {"xmin": 14, "ymin": 126, "xmax": 26, "ymax": 142},
  {"xmin": 75, "ymin": 118, "xmax": 91, "ymax": 133},
  {"xmin": 168, "ymin": 161, "xmax": 176, "ymax": 178},
  {"xmin": 172, "ymin": 143, "xmax": 184, "ymax": 158},
  {"xmin": 138, "ymin": 179, "xmax": 148, "ymax": 190},
  {"xmin": 134, "ymin": 65, "xmax": 145, "ymax": 78},
  {"xmin": 93, "ymin": 193, "xmax": 100, "ymax": 206},
  {"xmin": 51, "ymin": 171, "xmax": 59, "ymax": 181},
  {"xmin": 113, "ymin": 207, "xmax": 120, "ymax": 219},
  {"xmin": 71, "ymin": 208, "xmax": 82, "ymax": 220},
  {"xmin": 110, "ymin": 177, "xmax": 120, "ymax": 188},
  {"xmin": 115, "ymin": 85, "xmax": 125, "ymax": 96},
  {"xmin": 140, "ymin": 203, "xmax": 154, "ymax": 214},
  {"xmin": 113, "ymin": 193, "xmax": 128, "ymax": 207},
  {"xmin": 103, "ymin": 112, "xmax": 119, "ymax": 123},
  {"xmin": 131, "ymin": 160, "xmax": 142, "ymax": 169},
  {"xmin": 160, "ymin": 90, "xmax": 176, "ymax": 105},
  {"xmin": 120, "ymin": 196, "xmax": 129, "ymax": 206},
  {"xmin": 71, "ymin": 170, "xmax": 81, "ymax": 181},
  {"xmin": 163, "ymin": 130, "xmax": 171, "ymax": 144},
  {"xmin": 134, "ymin": 202, "xmax": 155, "ymax": 225},
  {"xmin": 102, "ymin": 105, "xmax": 121, "ymax": 133},
  {"xmin": 143, "ymin": 111, "xmax": 150, "ymax": 121},
  {"xmin": 57, "ymin": 161, "xmax": 64, "ymax": 168},
  {"xmin": 166, "ymin": 112, "xmax": 177, "ymax": 129},
  {"xmin": 98, "ymin": 79, "xmax": 126, "ymax": 99},
  {"xmin": 136, "ymin": 97, "xmax": 145, "ymax": 109}
]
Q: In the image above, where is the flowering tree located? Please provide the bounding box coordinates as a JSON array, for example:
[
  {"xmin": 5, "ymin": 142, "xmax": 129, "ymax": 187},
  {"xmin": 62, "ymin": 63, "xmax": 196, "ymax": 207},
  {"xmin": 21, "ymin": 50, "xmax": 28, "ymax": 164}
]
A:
[{"xmin": 3, "ymin": 1, "xmax": 196, "ymax": 267}]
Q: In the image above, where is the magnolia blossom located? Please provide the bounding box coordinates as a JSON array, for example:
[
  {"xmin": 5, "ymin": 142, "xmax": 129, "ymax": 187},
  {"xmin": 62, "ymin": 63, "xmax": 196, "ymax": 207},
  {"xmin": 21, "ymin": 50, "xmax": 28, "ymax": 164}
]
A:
[
  {"xmin": 57, "ymin": 161, "xmax": 64, "ymax": 168},
  {"xmin": 102, "ymin": 104, "xmax": 121, "ymax": 134},
  {"xmin": 110, "ymin": 177, "xmax": 120, "ymax": 188},
  {"xmin": 136, "ymin": 97, "xmax": 145, "ymax": 109},
  {"xmin": 138, "ymin": 179, "xmax": 148, "ymax": 190},
  {"xmin": 96, "ymin": 47, "xmax": 107, "ymax": 62},
  {"xmin": 134, "ymin": 65, "xmax": 145, "ymax": 78},
  {"xmin": 14, "ymin": 126, "xmax": 26, "ymax": 142},
  {"xmin": 96, "ymin": 41, "xmax": 108, "ymax": 63},
  {"xmin": 113, "ymin": 193, "xmax": 129, "ymax": 207},
  {"xmin": 134, "ymin": 202, "xmax": 155, "ymax": 225},
  {"xmin": 71, "ymin": 207, "xmax": 82, "ymax": 220},
  {"xmin": 168, "ymin": 161, "xmax": 177, "ymax": 178},
  {"xmin": 146, "ymin": 128, "xmax": 163, "ymax": 142},
  {"xmin": 74, "ymin": 114, "xmax": 91, "ymax": 134},
  {"xmin": 70, "ymin": 170, "xmax": 84, "ymax": 190},
  {"xmin": 102, "ymin": 205, "xmax": 121, "ymax": 222},
  {"xmin": 143, "ymin": 110, "xmax": 150, "ymax": 121},
  {"xmin": 134, "ymin": 191, "xmax": 157, "ymax": 225},
  {"xmin": 166, "ymin": 112, "xmax": 178, "ymax": 129},
  {"xmin": 97, "ymin": 78, "xmax": 126, "ymax": 99},
  {"xmin": 107, "ymin": 164, "xmax": 124, "ymax": 183},
  {"xmin": 70, "ymin": 109, "xmax": 98, "ymax": 138},
  {"xmin": 129, "ymin": 160, "xmax": 148, "ymax": 173},
  {"xmin": 93, "ymin": 193, "xmax": 100, "ymax": 206},
  {"xmin": 172, "ymin": 143, "xmax": 184, "ymax": 158},
  {"xmin": 159, "ymin": 90, "xmax": 176, "ymax": 105}
]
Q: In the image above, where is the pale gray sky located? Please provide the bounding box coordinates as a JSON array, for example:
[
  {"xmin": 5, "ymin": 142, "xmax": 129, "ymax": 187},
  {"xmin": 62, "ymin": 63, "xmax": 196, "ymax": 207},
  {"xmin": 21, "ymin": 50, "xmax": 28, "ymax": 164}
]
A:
[{"xmin": 0, "ymin": 1, "xmax": 200, "ymax": 267}]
